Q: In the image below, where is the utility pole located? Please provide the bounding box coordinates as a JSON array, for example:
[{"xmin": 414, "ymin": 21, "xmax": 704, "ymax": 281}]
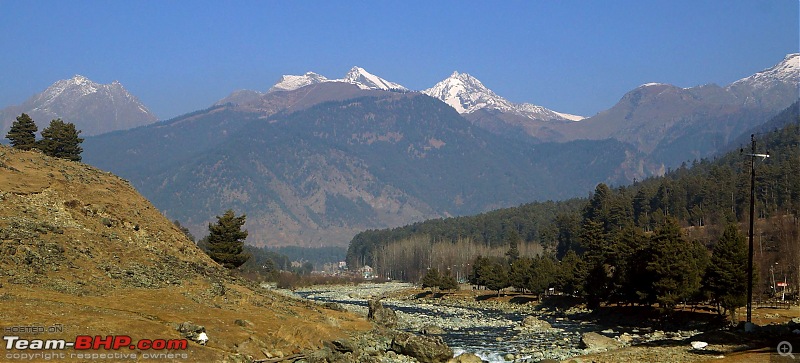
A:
[{"xmin": 744, "ymin": 134, "xmax": 769, "ymax": 326}]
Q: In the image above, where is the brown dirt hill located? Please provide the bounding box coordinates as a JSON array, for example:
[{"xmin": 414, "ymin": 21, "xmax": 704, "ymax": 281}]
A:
[{"xmin": 0, "ymin": 145, "xmax": 371, "ymax": 362}]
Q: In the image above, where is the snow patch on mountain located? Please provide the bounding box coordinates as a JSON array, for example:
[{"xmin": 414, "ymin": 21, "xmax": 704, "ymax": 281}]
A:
[
  {"xmin": 422, "ymin": 71, "xmax": 514, "ymax": 114},
  {"xmin": 268, "ymin": 72, "xmax": 329, "ymax": 93},
  {"xmin": 727, "ymin": 53, "xmax": 799, "ymax": 91},
  {"xmin": 266, "ymin": 67, "xmax": 407, "ymax": 93},
  {"xmin": 423, "ymin": 71, "xmax": 583, "ymax": 121},
  {"xmin": 341, "ymin": 67, "xmax": 408, "ymax": 91},
  {"xmin": 2, "ymin": 75, "xmax": 157, "ymax": 136}
]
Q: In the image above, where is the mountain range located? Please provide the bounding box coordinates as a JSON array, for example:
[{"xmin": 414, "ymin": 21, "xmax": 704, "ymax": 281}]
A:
[
  {"xmin": 0, "ymin": 75, "xmax": 157, "ymax": 136},
  {"xmin": 6, "ymin": 54, "xmax": 799, "ymax": 247},
  {"xmin": 84, "ymin": 83, "xmax": 641, "ymax": 247}
]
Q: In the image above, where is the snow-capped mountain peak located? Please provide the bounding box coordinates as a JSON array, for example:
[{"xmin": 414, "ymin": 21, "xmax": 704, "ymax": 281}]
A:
[
  {"xmin": 422, "ymin": 71, "xmax": 514, "ymax": 114},
  {"xmin": 266, "ymin": 67, "xmax": 407, "ymax": 93},
  {"xmin": 1, "ymin": 75, "xmax": 156, "ymax": 136},
  {"xmin": 423, "ymin": 71, "xmax": 583, "ymax": 121},
  {"xmin": 341, "ymin": 66, "xmax": 408, "ymax": 91},
  {"xmin": 728, "ymin": 53, "xmax": 799, "ymax": 91},
  {"xmin": 268, "ymin": 72, "xmax": 329, "ymax": 93}
]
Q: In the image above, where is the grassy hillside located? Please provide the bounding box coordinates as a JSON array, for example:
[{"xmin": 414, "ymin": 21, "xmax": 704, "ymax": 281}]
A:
[{"xmin": 0, "ymin": 145, "xmax": 371, "ymax": 362}]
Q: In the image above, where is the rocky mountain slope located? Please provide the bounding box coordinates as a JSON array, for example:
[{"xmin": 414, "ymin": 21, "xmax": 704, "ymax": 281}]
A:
[
  {"xmin": 0, "ymin": 145, "xmax": 376, "ymax": 362},
  {"xmin": 75, "ymin": 54, "xmax": 799, "ymax": 249},
  {"xmin": 0, "ymin": 75, "xmax": 157, "ymax": 136},
  {"xmin": 85, "ymin": 85, "xmax": 643, "ymax": 247}
]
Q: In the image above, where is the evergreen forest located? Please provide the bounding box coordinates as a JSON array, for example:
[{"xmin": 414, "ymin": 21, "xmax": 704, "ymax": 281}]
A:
[{"xmin": 346, "ymin": 102, "xmax": 800, "ymax": 313}]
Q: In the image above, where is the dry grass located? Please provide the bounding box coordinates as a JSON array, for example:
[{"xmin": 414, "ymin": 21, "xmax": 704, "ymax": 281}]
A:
[{"xmin": 0, "ymin": 146, "xmax": 372, "ymax": 362}]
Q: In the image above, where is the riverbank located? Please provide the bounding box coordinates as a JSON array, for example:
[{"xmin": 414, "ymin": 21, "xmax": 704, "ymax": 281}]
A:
[{"xmin": 281, "ymin": 282, "xmax": 800, "ymax": 363}]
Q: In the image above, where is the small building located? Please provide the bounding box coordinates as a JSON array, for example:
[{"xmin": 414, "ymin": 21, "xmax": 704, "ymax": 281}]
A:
[{"xmin": 359, "ymin": 265, "xmax": 374, "ymax": 280}]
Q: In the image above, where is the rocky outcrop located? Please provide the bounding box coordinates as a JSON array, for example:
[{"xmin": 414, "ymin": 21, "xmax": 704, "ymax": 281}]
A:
[
  {"xmin": 391, "ymin": 331, "xmax": 453, "ymax": 363},
  {"xmin": 421, "ymin": 325, "xmax": 446, "ymax": 335},
  {"xmin": 581, "ymin": 332, "xmax": 624, "ymax": 353},
  {"xmin": 521, "ymin": 315, "xmax": 552, "ymax": 331},
  {"xmin": 368, "ymin": 298, "xmax": 398, "ymax": 328},
  {"xmin": 175, "ymin": 321, "xmax": 206, "ymax": 344}
]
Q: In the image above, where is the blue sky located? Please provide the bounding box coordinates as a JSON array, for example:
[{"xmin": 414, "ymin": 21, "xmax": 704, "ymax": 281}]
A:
[{"xmin": 1, "ymin": 0, "xmax": 797, "ymax": 120}]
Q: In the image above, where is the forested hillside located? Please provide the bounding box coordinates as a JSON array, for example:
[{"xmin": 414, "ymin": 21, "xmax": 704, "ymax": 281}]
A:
[{"xmin": 347, "ymin": 102, "xmax": 800, "ymax": 301}]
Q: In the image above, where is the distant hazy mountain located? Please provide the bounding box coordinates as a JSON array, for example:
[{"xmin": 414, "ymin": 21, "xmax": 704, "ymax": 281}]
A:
[
  {"xmin": 216, "ymin": 66, "xmax": 407, "ymax": 105},
  {"xmin": 0, "ymin": 75, "xmax": 157, "ymax": 136},
  {"xmin": 85, "ymin": 85, "xmax": 643, "ymax": 247},
  {"xmin": 548, "ymin": 53, "xmax": 799, "ymax": 165}
]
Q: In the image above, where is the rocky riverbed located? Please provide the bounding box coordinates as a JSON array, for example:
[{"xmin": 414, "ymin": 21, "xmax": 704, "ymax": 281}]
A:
[{"xmin": 275, "ymin": 283, "xmax": 716, "ymax": 362}]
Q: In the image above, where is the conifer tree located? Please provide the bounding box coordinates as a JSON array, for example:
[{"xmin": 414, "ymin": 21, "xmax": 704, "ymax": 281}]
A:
[
  {"xmin": 527, "ymin": 255, "xmax": 557, "ymax": 295},
  {"xmin": 38, "ymin": 118, "xmax": 84, "ymax": 161},
  {"xmin": 438, "ymin": 271, "xmax": 459, "ymax": 291},
  {"xmin": 704, "ymin": 224, "xmax": 748, "ymax": 321},
  {"xmin": 509, "ymin": 257, "xmax": 533, "ymax": 292},
  {"xmin": 483, "ymin": 258, "xmax": 510, "ymax": 296},
  {"xmin": 505, "ymin": 229, "xmax": 521, "ymax": 262},
  {"xmin": 421, "ymin": 268, "xmax": 441, "ymax": 290},
  {"xmin": 206, "ymin": 209, "xmax": 250, "ymax": 269},
  {"xmin": 646, "ymin": 218, "xmax": 701, "ymax": 309},
  {"xmin": 6, "ymin": 113, "xmax": 38, "ymax": 150},
  {"xmin": 556, "ymin": 249, "xmax": 583, "ymax": 296}
]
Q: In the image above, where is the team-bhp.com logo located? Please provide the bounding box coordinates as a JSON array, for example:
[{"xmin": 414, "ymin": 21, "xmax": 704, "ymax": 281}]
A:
[{"xmin": 4, "ymin": 335, "xmax": 190, "ymax": 360}]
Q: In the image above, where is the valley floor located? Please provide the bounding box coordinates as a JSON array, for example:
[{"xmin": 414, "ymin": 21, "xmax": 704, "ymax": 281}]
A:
[{"xmin": 289, "ymin": 282, "xmax": 800, "ymax": 363}]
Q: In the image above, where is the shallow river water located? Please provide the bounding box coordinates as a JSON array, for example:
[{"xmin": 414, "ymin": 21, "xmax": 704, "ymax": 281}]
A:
[{"xmin": 290, "ymin": 283, "xmax": 598, "ymax": 362}]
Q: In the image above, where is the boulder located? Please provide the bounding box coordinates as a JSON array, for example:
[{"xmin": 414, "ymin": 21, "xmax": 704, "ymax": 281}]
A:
[
  {"xmin": 325, "ymin": 338, "xmax": 359, "ymax": 354},
  {"xmin": 581, "ymin": 332, "xmax": 623, "ymax": 353},
  {"xmin": 447, "ymin": 352, "xmax": 485, "ymax": 363},
  {"xmin": 421, "ymin": 325, "xmax": 446, "ymax": 335},
  {"xmin": 322, "ymin": 302, "xmax": 347, "ymax": 312},
  {"xmin": 391, "ymin": 331, "xmax": 453, "ymax": 363},
  {"xmin": 175, "ymin": 321, "xmax": 205, "ymax": 343},
  {"xmin": 368, "ymin": 299, "xmax": 398, "ymax": 328},
  {"xmin": 522, "ymin": 316, "xmax": 552, "ymax": 330}
]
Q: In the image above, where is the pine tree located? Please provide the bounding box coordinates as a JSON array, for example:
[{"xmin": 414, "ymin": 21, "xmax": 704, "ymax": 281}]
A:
[
  {"xmin": 438, "ymin": 271, "xmax": 459, "ymax": 291},
  {"xmin": 421, "ymin": 268, "xmax": 441, "ymax": 290},
  {"xmin": 38, "ymin": 119, "xmax": 84, "ymax": 161},
  {"xmin": 527, "ymin": 255, "xmax": 557, "ymax": 295},
  {"xmin": 703, "ymin": 224, "xmax": 748, "ymax": 322},
  {"xmin": 483, "ymin": 258, "xmax": 510, "ymax": 296},
  {"xmin": 505, "ymin": 229, "xmax": 521, "ymax": 262},
  {"xmin": 6, "ymin": 113, "xmax": 38, "ymax": 150},
  {"xmin": 469, "ymin": 255, "xmax": 489, "ymax": 288},
  {"xmin": 509, "ymin": 257, "xmax": 533, "ymax": 292},
  {"xmin": 206, "ymin": 210, "xmax": 250, "ymax": 269},
  {"xmin": 646, "ymin": 218, "xmax": 701, "ymax": 309}
]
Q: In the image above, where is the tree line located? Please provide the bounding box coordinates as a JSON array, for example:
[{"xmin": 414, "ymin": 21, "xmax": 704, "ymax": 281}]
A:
[
  {"xmin": 346, "ymin": 102, "xmax": 800, "ymax": 320},
  {"xmin": 5, "ymin": 113, "xmax": 84, "ymax": 161}
]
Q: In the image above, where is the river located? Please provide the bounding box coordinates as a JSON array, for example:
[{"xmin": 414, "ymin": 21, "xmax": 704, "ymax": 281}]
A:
[{"xmin": 286, "ymin": 282, "xmax": 599, "ymax": 362}]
